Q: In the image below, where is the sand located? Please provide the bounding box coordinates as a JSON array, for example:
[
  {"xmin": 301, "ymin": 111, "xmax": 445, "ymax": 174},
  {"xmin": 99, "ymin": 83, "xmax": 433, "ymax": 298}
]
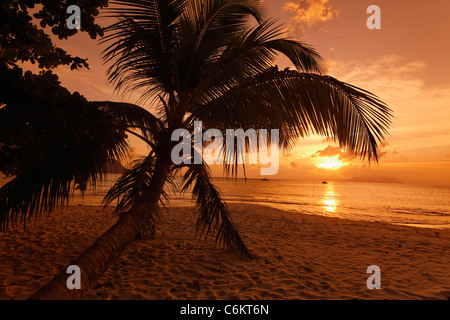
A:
[{"xmin": 0, "ymin": 203, "xmax": 449, "ymax": 300}]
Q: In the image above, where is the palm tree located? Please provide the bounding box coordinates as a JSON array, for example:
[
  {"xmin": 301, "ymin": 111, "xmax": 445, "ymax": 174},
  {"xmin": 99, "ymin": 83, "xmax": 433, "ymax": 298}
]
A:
[{"xmin": 1, "ymin": 0, "xmax": 392, "ymax": 299}]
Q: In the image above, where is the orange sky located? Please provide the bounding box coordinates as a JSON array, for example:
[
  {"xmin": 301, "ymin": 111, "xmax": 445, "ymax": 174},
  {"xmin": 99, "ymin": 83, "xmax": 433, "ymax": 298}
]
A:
[{"xmin": 35, "ymin": 0, "xmax": 450, "ymax": 186}]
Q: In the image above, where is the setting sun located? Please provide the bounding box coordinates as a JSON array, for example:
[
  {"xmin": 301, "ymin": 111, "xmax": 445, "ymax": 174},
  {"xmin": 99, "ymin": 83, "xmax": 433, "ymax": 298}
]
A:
[{"xmin": 316, "ymin": 157, "xmax": 346, "ymax": 170}]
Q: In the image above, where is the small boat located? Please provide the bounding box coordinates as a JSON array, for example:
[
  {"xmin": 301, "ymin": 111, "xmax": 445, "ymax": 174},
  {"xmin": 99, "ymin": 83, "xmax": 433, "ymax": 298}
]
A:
[{"xmin": 322, "ymin": 181, "xmax": 328, "ymax": 184}]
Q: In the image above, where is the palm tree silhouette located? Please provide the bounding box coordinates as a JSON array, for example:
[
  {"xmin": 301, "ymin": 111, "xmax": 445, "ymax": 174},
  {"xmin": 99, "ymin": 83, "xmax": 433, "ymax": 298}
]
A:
[{"xmin": 3, "ymin": 0, "xmax": 392, "ymax": 299}]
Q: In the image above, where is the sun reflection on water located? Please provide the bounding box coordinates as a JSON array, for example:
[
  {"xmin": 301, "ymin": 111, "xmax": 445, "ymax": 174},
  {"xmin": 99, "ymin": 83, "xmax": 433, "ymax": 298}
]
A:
[{"xmin": 322, "ymin": 184, "xmax": 339, "ymax": 214}]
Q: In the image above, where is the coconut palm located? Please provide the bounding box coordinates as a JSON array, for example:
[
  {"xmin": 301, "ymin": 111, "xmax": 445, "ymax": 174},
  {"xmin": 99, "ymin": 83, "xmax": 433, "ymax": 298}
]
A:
[{"xmin": 1, "ymin": 0, "xmax": 392, "ymax": 299}]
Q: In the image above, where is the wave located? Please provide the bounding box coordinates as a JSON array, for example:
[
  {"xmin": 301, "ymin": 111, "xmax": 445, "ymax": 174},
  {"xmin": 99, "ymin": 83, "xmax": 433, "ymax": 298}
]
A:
[{"xmin": 391, "ymin": 208, "xmax": 450, "ymax": 217}]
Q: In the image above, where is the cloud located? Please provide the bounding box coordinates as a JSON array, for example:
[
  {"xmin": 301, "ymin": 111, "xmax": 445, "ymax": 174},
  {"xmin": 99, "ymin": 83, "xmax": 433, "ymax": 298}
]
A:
[
  {"xmin": 311, "ymin": 143, "xmax": 392, "ymax": 162},
  {"xmin": 283, "ymin": 0, "xmax": 339, "ymax": 37},
  {"xmin": 327, "ymin": 55, "xmax": 427, "ymax": 101},
  {"xmin": 311, "ymin": 145, "xmax": 359, "ymax": 161},
  {"xmin": 312, "ymin": 146, "xmax": 340, "ymax": 157},
  {"xmin": 327, "ymin": 55, "xmax": 450, "ymax": 151}
]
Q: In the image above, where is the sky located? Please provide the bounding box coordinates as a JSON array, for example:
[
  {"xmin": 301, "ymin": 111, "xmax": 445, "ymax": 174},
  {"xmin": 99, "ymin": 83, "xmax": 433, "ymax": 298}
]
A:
[{"xmin": 36, "ymin": 0, "xmax": 450, "ymax": 186}]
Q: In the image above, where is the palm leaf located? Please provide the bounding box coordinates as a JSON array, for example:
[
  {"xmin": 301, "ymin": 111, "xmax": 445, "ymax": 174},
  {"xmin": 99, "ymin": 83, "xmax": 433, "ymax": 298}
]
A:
[
  {"xmin": 179, "ymin": 0, "xmax": 264, "ymax": 87},
  {"xmin": 0, "ymin": 121, "xmax": 130, "ymax": 232},
  {"xmin": 180, "ymin": 160, "xmax": 252, "ymax": 258},
  {"xmin": 103, "ymin": 153, "xmax": 178, "ymax": 238},
  {"xmin": 101, "ymin": 0, "xmax": 186, "ymax": 102},
  {"xmin": 195, "ymin": 67, "xmax": 392, "ymax": 167},
  {"xmin": 94, "ymin": 100, "xmax": 165, "ymax": 148},
  {"xmin": 103, "ymin": 155, "xmax": 157, "ymax": 215},
  {"xmin": 184, "ymin": 19, "xmax": 325, "ymax": 111}
]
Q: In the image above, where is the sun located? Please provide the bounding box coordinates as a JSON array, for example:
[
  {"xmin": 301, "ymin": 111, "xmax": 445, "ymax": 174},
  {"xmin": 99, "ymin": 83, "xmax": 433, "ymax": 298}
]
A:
[{"xmin": 316, "ymin": 156, "xmax": 345, "ymax": 170}]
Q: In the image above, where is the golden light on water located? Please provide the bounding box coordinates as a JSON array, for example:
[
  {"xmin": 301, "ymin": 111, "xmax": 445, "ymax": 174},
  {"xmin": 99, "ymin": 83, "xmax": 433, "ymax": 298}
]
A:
[
  {"xmin": 316, "ymin": 156, "xmax": 345, "ymax": 170},
  {"xmin": 322, "ymin": 184, "xmax": 338, "ymax": 214}
]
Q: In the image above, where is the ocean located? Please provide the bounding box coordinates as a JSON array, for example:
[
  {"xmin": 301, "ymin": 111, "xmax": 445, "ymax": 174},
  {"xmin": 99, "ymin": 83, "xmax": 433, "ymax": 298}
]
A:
[
  {"xmin": 2, "ymin": 175, "xmax": 450, "ymax": 229},
  {"xmin": 69, "ymin": 175, "xmax": 450, "ymax": 229}
]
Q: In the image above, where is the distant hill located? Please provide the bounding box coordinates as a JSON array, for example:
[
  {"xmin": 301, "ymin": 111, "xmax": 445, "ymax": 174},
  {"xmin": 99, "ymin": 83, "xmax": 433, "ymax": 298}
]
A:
[
  {"xmin": 346, "ymin": 175, "xmax": 402, "ymax": 184},
  {"xmin": 105, "ymin": 159, "xmax": 127, "ymax": 174}
]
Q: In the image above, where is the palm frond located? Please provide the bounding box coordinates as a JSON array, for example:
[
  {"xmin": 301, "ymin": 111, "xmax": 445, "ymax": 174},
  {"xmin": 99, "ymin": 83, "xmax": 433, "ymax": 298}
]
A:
[
  {"xmin": 103, "ymin": 155, "xmax": 157, "ymax": 215},
  {"xmin": 103, "ymin": 153, "xmax": 177, "ymax": 214},
  {"xmin": 0, "ymin": 116, "xmax": 130, "ymax": 232},
  {"xmin": 183, "ymin": 0, "xmax": 263, "ymax": 29},
  {"xmin": 186, "ymin": 19, "xmax": 325, "ymax": 108},
  {"xmin": 179, "ymin": 0, "xmax": 264, "ymax": 87},
  {"xmin": 94, "ymin": 100, "xmax": 164, "ymax": 147},
  {"xmin": 180, "ymin": 161, "xmax": 252, "ymax": 258},
  {"xmin": 101, "ymin": 0, "xmax": 186, "ymax": 102},
  {"xmin": 195, "ymin": 66, "xmax": 392, "ymax": 168},
  {"xmin": 263, "ymin": 38, "xmax": 324, "ymax": 73},
  {"xmin": 103, "ymin": 153, "xmax": 178, "ymax": 238}
]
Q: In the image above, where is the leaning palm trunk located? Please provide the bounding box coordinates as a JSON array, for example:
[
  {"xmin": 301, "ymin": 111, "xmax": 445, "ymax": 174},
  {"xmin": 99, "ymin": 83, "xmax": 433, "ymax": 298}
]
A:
[{"xmin": 29, "ymin": 159, "xmax": 171, "ymax": 300}]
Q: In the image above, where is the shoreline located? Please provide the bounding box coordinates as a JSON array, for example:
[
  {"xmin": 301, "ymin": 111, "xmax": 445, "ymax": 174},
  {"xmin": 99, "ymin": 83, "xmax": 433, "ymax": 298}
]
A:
[{"xmin": 1, "ymin": 203, "xmax": 449, "ymax": 300}]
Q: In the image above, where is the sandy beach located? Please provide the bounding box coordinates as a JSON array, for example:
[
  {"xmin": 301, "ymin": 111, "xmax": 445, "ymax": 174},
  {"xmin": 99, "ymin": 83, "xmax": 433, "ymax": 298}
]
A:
[{"xmin": 0, "ymin": 203, "xmax": 449, "ymax": 300}]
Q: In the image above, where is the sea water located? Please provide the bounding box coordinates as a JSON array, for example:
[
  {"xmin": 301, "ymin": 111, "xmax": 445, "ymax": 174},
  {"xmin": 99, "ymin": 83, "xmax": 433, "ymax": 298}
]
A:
[{"xmin": 2, "ymin": 175, "xmax": 449, "ymax": 229}]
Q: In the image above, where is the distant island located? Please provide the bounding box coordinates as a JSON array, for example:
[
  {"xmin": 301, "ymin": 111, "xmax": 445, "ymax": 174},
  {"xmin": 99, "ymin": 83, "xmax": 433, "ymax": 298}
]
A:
[{"xmin": 345, "ymin": 175, "xmax": 402, "ymax": 184}]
